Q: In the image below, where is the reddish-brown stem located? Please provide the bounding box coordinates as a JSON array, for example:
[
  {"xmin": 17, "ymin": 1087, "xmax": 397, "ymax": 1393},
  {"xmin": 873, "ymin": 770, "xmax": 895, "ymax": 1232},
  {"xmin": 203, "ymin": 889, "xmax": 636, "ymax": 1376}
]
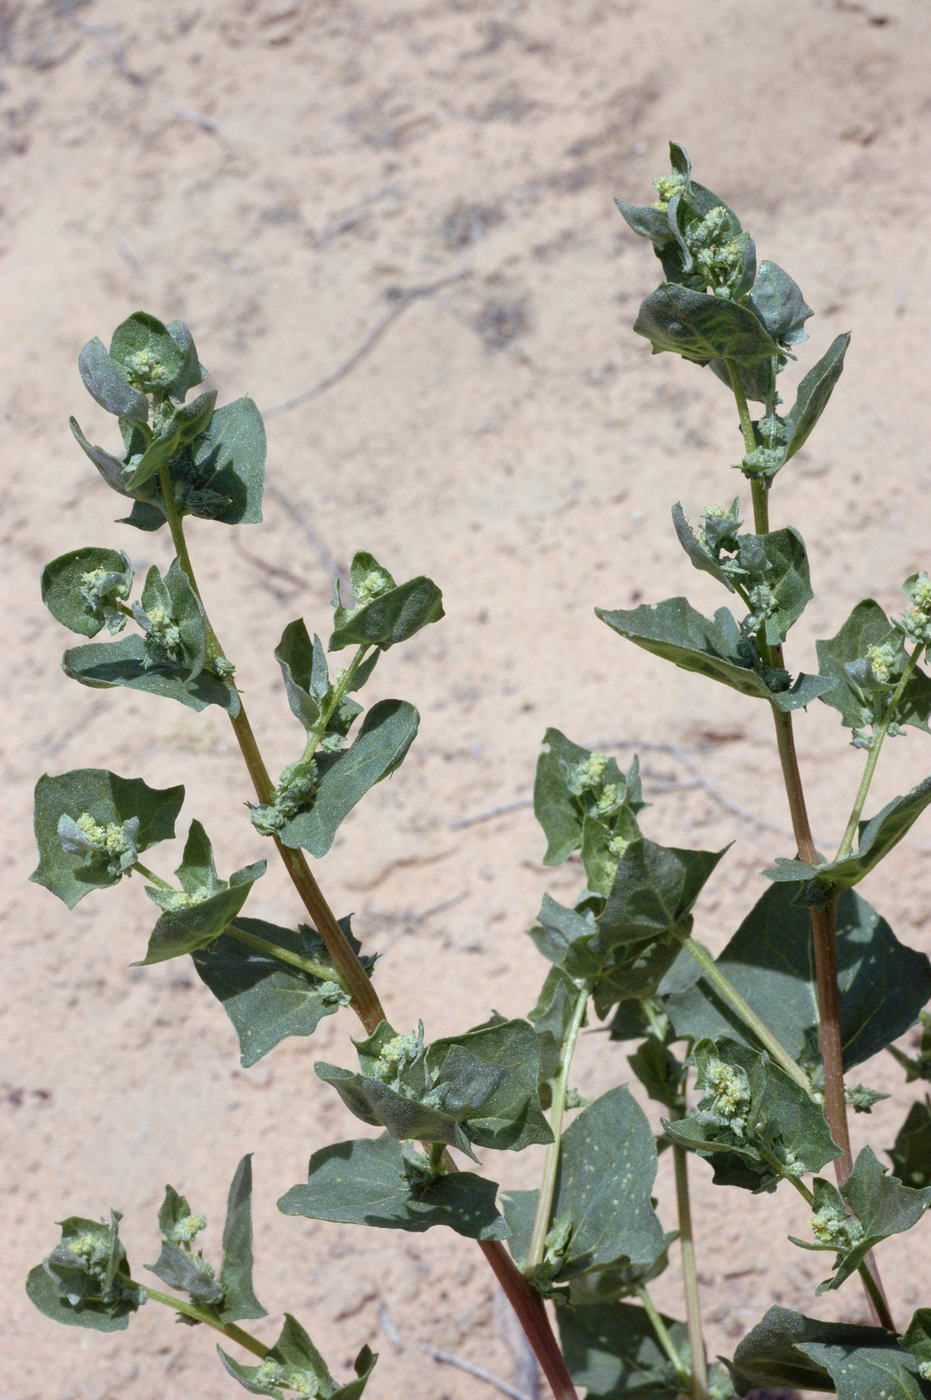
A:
[{"xmin": 160, "ymin": 491, "xmax": 579, "ymax": 1396}]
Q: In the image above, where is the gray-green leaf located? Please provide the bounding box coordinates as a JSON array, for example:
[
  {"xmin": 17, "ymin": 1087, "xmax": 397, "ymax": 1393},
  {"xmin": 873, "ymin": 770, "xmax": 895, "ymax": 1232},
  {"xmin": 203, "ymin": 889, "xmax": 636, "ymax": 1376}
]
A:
[
  {"xmin": 633, "ymin": 283, "xmax": 780, "ymax": 366},
  {"xmin": 555, "ymin": 1298, "xmax": 686, "ymax": 1398},
  {"xmin": 194, "ymin": 918, "xmax": 352, "ymax": 1067},
  {"xmin": 597, "ymin": 596, "xmax": 834, "ymax": 711},
  {"xmin": 888, "ymin": 1097, "xmax": 931, "ymax": 1190},
  {"xmin": 783, "ymin": 332, "xmax": 851, "ymax": 462},
  {"xmin": 42, "ymin": 547, "xmax": 133, "ymax": 638},
  {"xmin": 31, "ymin": 768, "xmax": 184, "ymax": 908},
  {"xmin": 666, "ymin": 883, "xmax": 931, "ymax": 1071},
  {"xmin": 278, "ymin": 699, "xmax": 419, "ymax": 856},
  {"xmin": 278, "ymin": 1134, "xmax": 508, "ymax": 1240},
  {"xmin": 219, "ymin": 1314, "xmax": 377, "ymax": 1399}
]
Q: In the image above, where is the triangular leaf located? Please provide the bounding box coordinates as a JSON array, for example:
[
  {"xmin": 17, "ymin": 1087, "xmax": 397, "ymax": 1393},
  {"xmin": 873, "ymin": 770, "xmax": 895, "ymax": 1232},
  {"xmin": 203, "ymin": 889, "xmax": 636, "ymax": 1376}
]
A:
[
  {"xmin": 728, "ymin": 1305, "xmax": 924, "ymax": 1397},
  {"xmin": 816, "ymin": 599, "xmax": 931, "ymax": 733},
  {"xmin": 278, "ymin": 700, "xmax": 419, "ymax": 856},
  {"xmin": 42, "ymin": 546, "xmax": 134, "ymax": 638},
  {"xmin": 193, "ymin": 918, "xmax": 351, "ymax": 1067},
  {"xmin": 278, "ymin": 1134, "xmax": 508, "ymax": 1240},
  {"xmin": 633, "ymin": 283, "xmax": 780, "ymax": 366},
  {"xmin": 27, "ymin": 1211, "xmax": 142, "ymax": 1332},
  {"xmin": 555, "ymin": 1298, "xmax": 686, "ymax": 1399},
  {"xmin": 218, "ymin": 1313, "xmax": 377, "ymax": 1398},
  {"xmin": 888, "ymin": 1097, "xmax": 931, "ymax": 1190},
  {"xmin": 78, "ymin": 336, "xmax": 149, "ymax": 422},
  {"xmin": 666, "ymin": 883, "xmax": 931, "ymax": 1070},
  {"xmin": 31, "ymin": 768, "xmax": 184, "ymax": 908}
]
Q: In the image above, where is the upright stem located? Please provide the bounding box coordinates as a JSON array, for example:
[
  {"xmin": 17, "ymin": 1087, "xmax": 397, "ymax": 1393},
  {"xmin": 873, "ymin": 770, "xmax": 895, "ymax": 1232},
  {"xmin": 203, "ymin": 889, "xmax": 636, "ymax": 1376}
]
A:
[
  {"xmin": 526, "ymin": 984, "xmax": 589, "ymax": 1271},
  {"xmin": 739, "ymin": 456, "xmax": 891, "ymax": 1327},
  {"xmin": 157, "ymin": 479, "xmax": 579, "ymax": 1399},
  {"xmin": 670, "ymin": 1119, "xmax": 709, "ymax": 1400}
]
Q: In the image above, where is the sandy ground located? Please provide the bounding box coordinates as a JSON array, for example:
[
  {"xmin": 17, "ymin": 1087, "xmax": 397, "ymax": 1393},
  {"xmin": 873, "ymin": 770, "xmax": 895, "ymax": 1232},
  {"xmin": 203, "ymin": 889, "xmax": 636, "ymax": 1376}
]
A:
[{"xmin": 4, "ymin": 1, "xmax": 931, "ymax": 1397}]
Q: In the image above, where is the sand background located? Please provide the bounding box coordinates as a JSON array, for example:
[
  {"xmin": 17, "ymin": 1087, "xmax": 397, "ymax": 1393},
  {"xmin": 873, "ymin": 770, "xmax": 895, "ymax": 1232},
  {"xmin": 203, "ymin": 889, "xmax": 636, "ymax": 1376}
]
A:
[{"xmin": 4, "ymin": 1, "xmax": 931, "ymax": 1396}]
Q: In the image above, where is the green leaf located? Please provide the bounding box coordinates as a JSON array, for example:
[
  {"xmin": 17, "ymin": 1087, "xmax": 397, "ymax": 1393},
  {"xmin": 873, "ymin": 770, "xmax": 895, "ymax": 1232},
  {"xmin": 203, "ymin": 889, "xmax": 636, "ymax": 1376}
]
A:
[
  {"xmin": 63, "ymin": 633, "xmax": 240, "ymax": 714},
  {"xmin": 528, "ymin": 894, "xmax": 602, "ymax": 980},
  {"xmin": 888, "ymin": 1097, "xmax": 931, "ymax": 1190},
  {"xmin": 735, "ymin": 527, "xmax": 813, "ymax": 644},
  {"xmin": 426, "ymin": 1019, "xmax": 553, "ymax": 1151},
  {"xmin": 633, "ymin": 283, "xmax": 780, "ymax": 366},
  {"xmin": 563, "ymin": 1234, "xmax": 676, "ymax": 1308},
  {"xmin": 555, "ymin": 1299, "xmax": 686, "ymax": 1399},
  {"xmin": 278, "ymin": 1134, "xmax": 509, "ymax": 1241},
  {"xmin": 533, "ymin": 729, "xmax": 644, "ymax": 874},
  {"xmin": 42, "ymin": 546, "xmax": 134, "ymax": 638},
  {"xmin": 278, "ymin": 700, "xmax": 419, "ymax": 856},
  {"xmin": 627, "ymin": 1036, "xmax": 684, "ymax": 1110},
  {"xmin": 666, "ymin": 883, "xmax": 931, "ymax": 1071},
  {"xmin": 218, "ymin": 1155, "xmax": 266, "ymax": 1323},
  {"xmin": 592, "ymin": 839, "xmax": 727, "ymax": 956},
  {"xmin": 790, "ymin": 1146, "xmax": 931, "ymax": 1293},
  {"xmin": 329, "ymin": 557, "xmax": 444, "ymax": 651},
  {"xmin": 315, "ymin": 1060, "xmax": 481, "ymax": 1160},
  {"xmin": 26, "ymin": 1211, "xmax": 142, "ymax": 1332},
  {"xmin": 816, "ymin": 599, "xmax": 931, "ymax": 733},
  {"xmin": 194, "ymin": 917, "xmax": 351, "ymax": 1067},
  {"xmin": 134, "ymin": 559, "xmax": 209, "ymax": 681},
  {"xmin": 136, "ymin": 823, "xmax": 265, "ymax": 965},
  {"xmin": 783, "ymin": 332, "xmax": 851, "ymax": 462},
  {"xmin": 164, "ymin": 319, "xmax": 208, "ymax": 400},
  {"xmin": 528, "ymin": 966, "xmax": 582, "ymax": 1084},
  {"xmin": 506, "ymin": 1087, "xmax": 665, "ymax": 1284},
  {"xmin": 31, "ymin": 768, "xmax": 184, "ymax": 908},
  {"xmin": 748, "ymin": 260, "xmax": 813, "ymax": 346},
  {"xmin": 764, "ymin": 775, "xmax": 931, "ymax": 891},
  {"xmin": 727, "ymin": 1305, "xmax": 928, "ymax": 1397},
  {"xmin": 146, "ymin": 1238, "xmax": 224, "ymax": 1309},
  {"xmin": 180, "ymin": 395, "xmax": 266, "ymax": 526},
  {"xmin": 220, "ymin": 1319, "xmax": 377, "ymax": 1400},
  {"xmin": 671, "ymin": 502, "xmax": 736, "ymax": 591},
  {"xmin": 902, "ymin": 1309, "xmax": 931, "ymax": 1381},
  {"xmin": 274, "ymin": 619, "xmax": 330, "ymax": 731},
  {"xmin": 78, "ymin": 336, "xmax": 150, "ymax": 422},
  {"xmin": 109, "ymin": 312, "xmax": 187, "ymax": 393},
  {"xmin": 665, "ymin": 1037, "xmax": 839, "ymax": 1193},
  {"xmin": 597, "ymin": 597, "xmax": 834, "ymax": 710},
  {"xmin": 123, "ymin": 390, "xmax": 218, "ymax": 492}
]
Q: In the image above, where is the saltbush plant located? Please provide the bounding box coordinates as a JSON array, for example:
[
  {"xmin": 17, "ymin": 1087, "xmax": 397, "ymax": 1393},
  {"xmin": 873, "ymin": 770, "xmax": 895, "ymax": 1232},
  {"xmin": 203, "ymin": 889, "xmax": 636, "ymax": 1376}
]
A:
[{"xmin": 27, "ymin": 144, "xmax": 931, "ymax": 1399}]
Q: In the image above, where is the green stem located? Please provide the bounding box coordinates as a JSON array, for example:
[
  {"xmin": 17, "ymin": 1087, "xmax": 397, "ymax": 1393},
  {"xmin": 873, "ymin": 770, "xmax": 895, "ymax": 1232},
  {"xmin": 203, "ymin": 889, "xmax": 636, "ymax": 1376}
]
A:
[
  {"xmin": 297, "ymin": 643, "xmax": 371, "ymax": 769},
  {"xmin": 159, "ymin": 485, "xmax": 580, "ymax": 1400},
  {"xmin": 156, "ymin": 464, "xmax": 224, "ymax": 661},
  {"xmin": 635, "ymin": 1284, "xmax": 690, "ymax": 1391},
  {"xmin": 133, "ymin": 861, "xmax": 172, "ymax": 890},
  {"xmin": 225, "ymin": 923, "xmax": 346, "ymax": 989},
  {"xmin": 670, "ymin": 1118, "xmax": 709, "ymax": 1400},
  {"xmin": 526, "ymin": 984, "xmax": 589, "ymax": 1272},
  {"xmin": 676, "ymin": 935, "xmax": 811, "ymax": 1092},
  {"xmin": 130, "ymin": 1279, "xmax": 269, "ymax": 1359},
  {"xmin": 835, "ymin": 642, "xmax": 924, "ymax": 860}
]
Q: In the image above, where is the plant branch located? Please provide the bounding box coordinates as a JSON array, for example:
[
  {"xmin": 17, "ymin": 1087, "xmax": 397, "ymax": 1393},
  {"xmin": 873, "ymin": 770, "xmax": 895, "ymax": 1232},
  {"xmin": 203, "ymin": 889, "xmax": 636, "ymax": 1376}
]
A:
[
  {"xmin": 731, "ymin": 414, "xmax": 892, "ymax": 1329},
  {"xmin": 129, "ymin": 1279, "xmax": 269, "ymax": 1359},
  {"xmin": 161, "ymin": 487, "xmax": 579, "ymax": 1400},
  {"xmin": 670, "ymin": 1115, "xmax": 709, "ymax": 1400},
  {"xmin": 635, "ymin": 1284, "xmax": 690, "ymax": 1392},
  {"xmin": 675, "ymin": 934, "xmax": 811, "ymax": 1091},
  {"xmin": 835, "ymin": 641, "xmax": 925, "ymax": 860},
  {"xmin": 225, "ymin": 922, "xmax": 346, "ymax": 989},
  {"xmin": 526, "ymin": 983, "xmax": 589, "ymax": 1272}
]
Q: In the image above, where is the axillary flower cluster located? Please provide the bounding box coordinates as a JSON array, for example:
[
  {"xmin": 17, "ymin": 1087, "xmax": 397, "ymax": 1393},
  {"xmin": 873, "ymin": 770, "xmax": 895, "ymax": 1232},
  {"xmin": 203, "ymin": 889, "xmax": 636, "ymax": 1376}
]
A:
[
  {"xmin": 57, "ymin": 812, "xmax": 139, "ymax": 878},
  {"xmin": 653, "ymin": 175, "xmax": 748, "ymax": 300}
]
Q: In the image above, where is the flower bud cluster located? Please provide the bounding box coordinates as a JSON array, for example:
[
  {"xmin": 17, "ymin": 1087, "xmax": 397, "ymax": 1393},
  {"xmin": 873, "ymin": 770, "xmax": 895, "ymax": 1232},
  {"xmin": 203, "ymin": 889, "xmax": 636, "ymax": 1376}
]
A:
[
  {"xmin": 685, "ymin": 206, "xmax": 747, "ymax": 298},
  {"xmin": 350, "ymin": 568, "xmax": 392, "ymax": 613},
  {"xmin": 58, "ymin": 810, "xmax": 140, "ymax": 878},
  {"xmin": 699, "ymin": 1056, "xmax": 751, "ymax": 1134},
  {"xmin": 253, "ymin": 1360, "xmax": 318, "ymax": 1396},
  {"xmin": 809, "ymin": 1202, "xmax": 864, "ymax": 1250},
  {"xmin": 79, "ymin": 566, "xmax": 128, "ymax": 634},
  {"xmin": 897, "ymin": 572, "xmax": 931, "ymax": 646},
  {"xmin": 651, "ymin": 172, "xmax": 688, "ymax": 209},
  {"xmin": 250, "ymin": 759, "xmax": 319, "ymax": 836},
  {"xmin": 124, "ymin": 348, "xmax": 173, "ymax": 393},
  {"xmin": 135, "ymin": 603, "xmax": 184, "ymax": 669}
]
